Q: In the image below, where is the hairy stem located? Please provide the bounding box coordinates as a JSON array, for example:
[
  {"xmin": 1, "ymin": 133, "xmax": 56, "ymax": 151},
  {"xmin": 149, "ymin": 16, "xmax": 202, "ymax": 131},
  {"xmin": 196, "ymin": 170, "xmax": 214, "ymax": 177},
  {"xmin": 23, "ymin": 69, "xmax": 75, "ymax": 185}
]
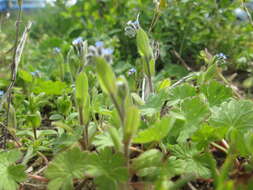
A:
[{"xmin": 78, "ymin": 106, "xmax": 88, "ymax": 150}]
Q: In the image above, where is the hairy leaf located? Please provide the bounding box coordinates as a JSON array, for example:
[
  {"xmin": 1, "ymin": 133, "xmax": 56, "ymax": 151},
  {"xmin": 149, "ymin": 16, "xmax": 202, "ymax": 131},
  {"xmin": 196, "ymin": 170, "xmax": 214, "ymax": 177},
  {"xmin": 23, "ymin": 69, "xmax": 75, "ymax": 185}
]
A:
[
  {"xmin": 168, "ymin": 144, "xmax": 211, "ymax": 178},
  {"xmin": 0, "ymin": 150, "xmax": 26, "ymax": 190},
  {"xmin": 167, "ymin": 83, "xmax": 196, "ymax": 106},
  {"xmin": 86, "ymin": 148, "xmax": 128, "ymax": 186},
  {"xmin": 45, "ymin": 147, "xmax": 88, "ymax": 190},
  {"xmin": 210, "ymin": 99, "xmax": 253, "ymax": 131},
  {"xmin": 133, "ymin": 116, "xmax": 175, "ymax": 143},
  {"xmin": 200, "ymin": 80, "xmax": 232, "ymax": 107}
]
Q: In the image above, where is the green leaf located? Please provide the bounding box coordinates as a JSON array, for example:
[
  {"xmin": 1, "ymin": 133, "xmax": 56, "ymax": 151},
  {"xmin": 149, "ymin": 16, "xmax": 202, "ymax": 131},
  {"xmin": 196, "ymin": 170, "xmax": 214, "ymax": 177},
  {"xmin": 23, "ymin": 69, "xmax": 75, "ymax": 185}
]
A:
[
  {"xmin": 192, "ymin": 124, "xmax": 226, "ymax": 149},
  {"xmin": 133, "ymin": 116, "xmax": 175, "ymax": 143},
  {"xmin": 96, "ymin": 57, "xmax": 117, "ymax": 95},
  {"xmin": 19, "ymin": 69, "xmax": 33, "ymax": 83},
  {"xmin": 200, "ymin": 80, "xmax": 232, "ymax": 107},
  {"xmin": 33, "ymin": 79, "xmax": 69, "ymax": 95},
  {"xmin": 177, "ymin": 96, "xmax": 209, "ymax": 142},
  {"xmin": 108, "ymin": 127, "xmax": 124, "ymax": 153},
  {"xmin": 76, "ymin": 71, "xmax": 89, "ymax": 106},
  {"xmin": 124, "ymin": 106, "xmax": 140, "ymax": 140},
  {"xmin": 132, "ymin": 149, "xmax": 163, "ymax": 177},
  {"xmin": 181, "ymin": 97, "xmax": 209, "ymax": 125},
  {"xmin": 45, "ymin": 147, "xmax": 88, "ymax": 190},
  {"xmin": 210, "ymin": 99, "xmax": 253, "ymax": 131},
  {"xmin": 140, "ymin": 90, "xmax": 169, "ymax": 116},
  {"xmin": 168, "ymin": 144, "xmax": 211, "ymax": 178},
  {"xmin": 198, "ymin": 64, "xmax": 217, "ymax": 84},
  {"xmin": 94, "ymin": 176, "xmax": 117, "ymax": 190},
  {"xmin": 0, "ymin": 150, "xmax": 26, "ymax": 190},
  {"xmin": 92, "ymin": 128, "xmax": 123, "ymax": 151},
  {"xmin": 86, "ymin": 148, "xmax": 128, "ymax": 184},
  {"xmin": 167, "ymin": 83, "xmax": 196, "ymax": 106},
  {"xmin": 157, "ymin": 78, "xmax": 171, "ymax": 92},
  {"xmin": 136, "ymin": 28, "xmax": 153, "ymax": 59}
]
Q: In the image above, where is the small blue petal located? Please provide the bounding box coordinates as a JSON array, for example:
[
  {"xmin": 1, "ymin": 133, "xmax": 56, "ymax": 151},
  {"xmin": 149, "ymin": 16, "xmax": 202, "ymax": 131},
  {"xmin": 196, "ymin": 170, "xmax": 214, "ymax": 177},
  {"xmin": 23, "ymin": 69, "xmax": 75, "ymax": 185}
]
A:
[
  {"xmin": 53, "ymin": 47, "xmax": 61, "ymax": 54},
  {"xmin": 31, "ymin": 70, "xmax": 40, "ymax": 76},
  {"xmin": 72, "ymin": 37, "xmax": 83, "ymax": 45},
  {"xmin": 216, "ymin": 53, "xmax": 227, "ymax": 60},
  {"xmin": 128, "ymin": 68, "xmax": 136, "ymax": 75},
  {"xmin": 102, "ymin": 48, "xmax": 114, "ymax": 55},
  {"xmin": 95, "ymin": 41, "xmax": 104, "ymax": 48}
]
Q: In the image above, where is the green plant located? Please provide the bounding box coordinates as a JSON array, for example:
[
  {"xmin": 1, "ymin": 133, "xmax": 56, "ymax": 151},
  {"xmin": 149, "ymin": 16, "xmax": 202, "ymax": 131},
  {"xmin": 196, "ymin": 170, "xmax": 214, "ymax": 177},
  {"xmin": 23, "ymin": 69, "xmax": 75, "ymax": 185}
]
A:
[{"xmin": 2, "ymin": 1, "xmax": 253, "ymax": 190}]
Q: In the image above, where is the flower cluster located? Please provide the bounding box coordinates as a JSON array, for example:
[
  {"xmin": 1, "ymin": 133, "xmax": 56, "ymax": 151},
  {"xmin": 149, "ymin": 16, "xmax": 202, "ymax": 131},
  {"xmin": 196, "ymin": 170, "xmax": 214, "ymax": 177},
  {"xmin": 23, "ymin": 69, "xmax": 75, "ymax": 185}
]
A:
[
  {"xmin": 216, "ymin": 53, "xmax": 227, "ymax": 60},
  {"xmin": 71, "ymin": 37, "xmax": 114, "ymax": 64},
  {"xmin": 72, "ymin": 37, "xmax": 87, "ymax": 57},
  {"xmin": 128, "ymin": 68, "xmax": 137, "ymax": 76},
  {"xmin": 125, "ymin": 14, "xmax": 140, "ymax": 38},
  {"xmin": 150, "ymin": 40, "xmax": 160, "ymax": 60},
  {"xmin": 87, "ymin": 41, "xmax": 114, "ymax": 64}
]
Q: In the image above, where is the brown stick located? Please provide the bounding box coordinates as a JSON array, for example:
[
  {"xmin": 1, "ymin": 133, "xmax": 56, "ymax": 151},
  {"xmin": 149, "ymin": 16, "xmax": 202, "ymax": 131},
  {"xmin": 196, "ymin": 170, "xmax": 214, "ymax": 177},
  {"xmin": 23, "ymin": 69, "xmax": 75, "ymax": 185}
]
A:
[
  {"xmin": 28, "ymin": 174, "xmax": 49, "ymax": 183},
  {"xmin": 172, "ymin": 50, "xmax": 192, "ymax": 71}
]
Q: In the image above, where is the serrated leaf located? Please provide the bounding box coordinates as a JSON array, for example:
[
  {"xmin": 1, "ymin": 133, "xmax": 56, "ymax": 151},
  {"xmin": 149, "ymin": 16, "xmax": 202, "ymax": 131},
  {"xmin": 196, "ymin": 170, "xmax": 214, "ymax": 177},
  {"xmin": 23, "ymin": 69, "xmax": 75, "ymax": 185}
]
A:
[
  {"xmin": 86, "ymin": 148, "xmax": 128, "ymax": 184},
  {"xmin": 45, "ymin": 147, "xmax": 88, "ymax": 190},
  {"xmin": 192, "ymin": 124, "xmax": 226, "ymax": 150},
  {"xmin": 0, "ymin": 150, "xmax": 26, "ymax": 190},
  {"xmin": 210, "ymin": 99, "xmax": 253, "ymax": 131},
  {"xmin": 200, "ymin": 80, "xmax": 232, "ymax": 107},
  {"xmin": 132, "ymin": 149, "xmax": 163, "ymax": 177},
  {"xmin": 133, "ymin": 116, "xmax": 175, "ymax": 143},
  {"xmin": 168, "ymin": 144, "xmax": 211, "ymax": 178},
  {"xmin": 94, "ymin": 176, "xmax": 117, "ymax": 190},
  {"xmin": 167, "ymin": 83, "xmax": 196, "ymax": 106},
  {"xmin": 92, "ymin": 128, "xmax": 123, "ymax": 150},
  {"xmin": 181, "ymin": 97, "xmax": 209, "ymax": 125},
  {"xmin": 177, "ymin": 96, "xmax": 209, "ymax": 142},
  {"xmin": 140, "ymin": 90, "xmax": 169, "ymax": 116}
]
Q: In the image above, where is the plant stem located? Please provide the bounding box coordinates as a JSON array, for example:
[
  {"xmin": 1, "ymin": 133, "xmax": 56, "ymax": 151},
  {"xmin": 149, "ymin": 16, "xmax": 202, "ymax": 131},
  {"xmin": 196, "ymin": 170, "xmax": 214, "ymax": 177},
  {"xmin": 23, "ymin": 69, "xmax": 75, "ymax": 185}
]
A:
[
  {"xmin": 78, "ymin": 106, "xmax": 87, "ymax": 150},
  {"xmin": 211, "ymin": 142, "xmax": 228, "ymax": 154},
  {"xmin": 33, "ymin": 127, "xmax": 37, "ymax": 140},
  {"xmin": 109, "ymin": 92, "xmax": 124, "ymax": 122}
]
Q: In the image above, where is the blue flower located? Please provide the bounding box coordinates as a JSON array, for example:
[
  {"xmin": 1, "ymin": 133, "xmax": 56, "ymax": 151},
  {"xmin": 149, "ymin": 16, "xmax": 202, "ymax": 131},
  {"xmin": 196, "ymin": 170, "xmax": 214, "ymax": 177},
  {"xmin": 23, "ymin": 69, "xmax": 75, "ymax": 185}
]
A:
[
  {"xmin": 125, "ymin": 13, "xmax": 140, "ymax": 38},
  {"xmin": 31, "ymin": 70, "xmax": 40, "ymax": 77},
  {"xmin": 72, "ymin": 37, "xmax": 83, "ymax": 46},
  {"xmin": 128, "ymin": 68, "xmax": 136, "ymax": 75},
  {"xmin": 234, "ymin": 8, "xmax": 248, "ymax": 21},
  {"xmin": 102, "ymin": 48, "xmax": 114, "ymax": 55},
  {"xmin": 95, "ymin": 41, "xmax": 104, "ymax": 48},
  {"xmin": 216, "ymin": 53, "xmax": 227, "ymax": 60},
  {"xmin": 53, "ymin": 47, "xmax": 61, "ymax": 54}
]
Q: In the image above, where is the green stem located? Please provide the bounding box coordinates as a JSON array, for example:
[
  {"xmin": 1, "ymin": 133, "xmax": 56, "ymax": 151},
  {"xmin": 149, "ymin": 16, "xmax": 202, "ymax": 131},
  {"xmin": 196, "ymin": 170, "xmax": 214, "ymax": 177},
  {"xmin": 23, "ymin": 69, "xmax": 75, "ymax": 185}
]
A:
[
  {"xmin": 33, "ymin": 127, "xmax": 37, "ymax": 140},
  {"xmin": 78, "ymin": 106, "xmax": 88, "ymax": 150},
  {"xmin": 211, "ymin": 142, "xmax": 228, "ymax": 154}
]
